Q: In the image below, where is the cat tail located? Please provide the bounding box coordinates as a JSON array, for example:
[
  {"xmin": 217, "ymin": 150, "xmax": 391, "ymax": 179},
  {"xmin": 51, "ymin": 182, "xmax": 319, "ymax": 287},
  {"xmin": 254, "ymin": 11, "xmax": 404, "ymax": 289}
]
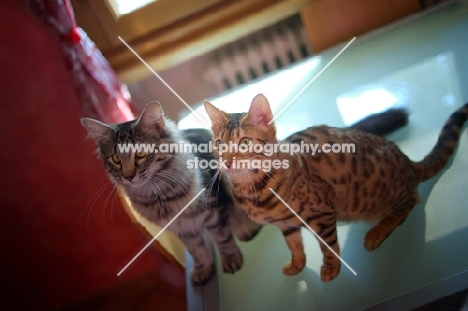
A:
[
  {"xmin": 350, "ymin": 108, "xmax": 409, "ymax": 136},
  {"xmin": 413, "ymin": 103, "xmax": 468, "ymax": 182}
]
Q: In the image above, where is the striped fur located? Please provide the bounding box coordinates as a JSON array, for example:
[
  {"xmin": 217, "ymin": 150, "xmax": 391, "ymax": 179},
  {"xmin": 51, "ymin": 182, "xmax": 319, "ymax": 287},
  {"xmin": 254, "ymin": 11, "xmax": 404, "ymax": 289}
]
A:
[
  {"xmin": 81, "ymin": 102, "xmax": 261, "ymax": 286},
  {"xmin": 204, "ymin": 94, "xmax": 467, "ymax": 282}
]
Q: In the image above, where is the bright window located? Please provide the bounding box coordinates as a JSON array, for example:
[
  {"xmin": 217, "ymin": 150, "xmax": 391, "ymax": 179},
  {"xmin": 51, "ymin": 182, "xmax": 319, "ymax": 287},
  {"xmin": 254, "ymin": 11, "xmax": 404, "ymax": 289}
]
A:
[
  {"xmin": 107, "ymin": 0, "xmax": 157, "ymax": 16},
  {"xmin": 178, "ymin": 56, "xmax": 322, "ymax": 130}
]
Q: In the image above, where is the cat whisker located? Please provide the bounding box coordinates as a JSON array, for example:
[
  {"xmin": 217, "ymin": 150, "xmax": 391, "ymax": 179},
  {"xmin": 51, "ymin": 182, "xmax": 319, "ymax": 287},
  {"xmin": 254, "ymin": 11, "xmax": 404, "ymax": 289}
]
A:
[
  {"xmin": 78, "ymin": 182, "xmax": 114, "ymax": 229},
  {"xmin": 101, "ymin": 187, "xmax": 115, "ymax": 228},
  {"xmin": 215, "ymin": 172, "xmax": 222, "ymax": 208},
  {"xmin": 157, "ymin": 172, "xmax": 190, "ymax": 196},
  {"xmin": 146, "ymin": 179, "xmax": 170, "ymax": 217},
  {"xmin": 149, "ymin": 175, "xmax": 177, "ymax": 217},
  {"xmin": 102, "ymin": 185, "xmax": 118, "ymax": 228},
  {"xmin": 244, "ymin": 172, "xmax": 258, "ymax": 206},
  {"xmin": 201, "ymin": 167, "xmax": 213, "ymax": 177},
  {"xmin": 167, "ymin": 155, "xmax": 188, "ymax": 166},
  {"xmin": 152, "ymin": 175, "xmax": 180, "ymax": 202},
  {"xmin": 110, "ymin": 186, "xmax": 120, "ymax": 229},
  {"xmin": 264, "ymin": 171, "xmax": 280, "ymax": 186},
  {"xmin": 205, "ymin": 170, "xmax": 221, "ymax": 209}
]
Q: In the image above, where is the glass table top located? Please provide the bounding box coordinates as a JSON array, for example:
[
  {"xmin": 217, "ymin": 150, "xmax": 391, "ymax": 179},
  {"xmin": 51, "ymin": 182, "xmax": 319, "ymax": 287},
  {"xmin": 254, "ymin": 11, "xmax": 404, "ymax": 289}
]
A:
[{"xmin": 186, "ymin": 2, "xmax": 468, "ymax": 310}]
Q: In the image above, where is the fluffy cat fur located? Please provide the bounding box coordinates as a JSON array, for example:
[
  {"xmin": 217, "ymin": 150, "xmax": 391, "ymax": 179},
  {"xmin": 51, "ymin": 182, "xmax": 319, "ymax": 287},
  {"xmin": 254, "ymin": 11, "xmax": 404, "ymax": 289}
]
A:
[
  {"xmin": 204, "ymin": 93, "xmax": 467, "ymax": 282},
  {"xmin": 81, "ymin": 102, "xmax": 260, "ymax": 286}
]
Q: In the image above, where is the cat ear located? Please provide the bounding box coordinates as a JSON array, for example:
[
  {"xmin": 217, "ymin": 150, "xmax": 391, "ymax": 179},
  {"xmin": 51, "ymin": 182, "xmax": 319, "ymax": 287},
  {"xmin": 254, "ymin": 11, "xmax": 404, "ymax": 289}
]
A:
[
  {"xmin": 136, "ymin": 101, "xmax": 166, "ymax": 134},
  {"xmin": 204, "ymin": 100, "xmax": 227, "ymax": 129},
  {"xmin": 245, "ymin": 94, "xmax": 275, "ymax": 128},
  {"xmin": 81, "ymin": 118, "xmax": 113, "ymax": 144}
]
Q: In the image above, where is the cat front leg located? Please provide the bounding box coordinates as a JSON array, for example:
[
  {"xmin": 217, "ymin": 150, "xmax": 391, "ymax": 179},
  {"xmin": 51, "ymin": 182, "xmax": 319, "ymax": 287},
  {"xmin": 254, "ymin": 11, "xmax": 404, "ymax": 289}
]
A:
[
  {"xmin": 310, "ymin": 215, "xmax": 341, "ymax": 282},
  {"xmin": 364, "ymin": 198, "xmax": 416, "ymax": 251},
  {"xmin": 179, "ymin": 232, "xmax": 215, "ymax": 286},
  {"xmin": 277, "ymin": 224, "xmax": 306, "ymax": 275},
  {"xmin": 206, "ymin": 217, "xmax": 243, "ymax": 274}
]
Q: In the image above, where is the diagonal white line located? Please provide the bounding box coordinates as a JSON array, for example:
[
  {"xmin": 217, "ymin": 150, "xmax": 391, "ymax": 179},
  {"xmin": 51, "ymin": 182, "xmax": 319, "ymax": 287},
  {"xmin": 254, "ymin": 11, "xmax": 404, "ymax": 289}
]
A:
[
  {"xmin": 268, "ymin": 37, "xmax": 356, "ymax": 124},
  {"xmin": 117, "ymin": 188, "xmax": 206, "ymax": 276},
  {"xmin": 117, "ymin": 36, "xmax": 208, "ymax": 125},
  {"xmin": 269, "ymin": 188, "xmax": 357, "ymax": 276}
]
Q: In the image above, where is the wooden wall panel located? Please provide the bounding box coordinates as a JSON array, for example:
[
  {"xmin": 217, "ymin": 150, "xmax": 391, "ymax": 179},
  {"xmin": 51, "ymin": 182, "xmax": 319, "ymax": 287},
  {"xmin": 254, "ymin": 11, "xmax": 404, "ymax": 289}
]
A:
[
  {"xmin": 301, "ymin": 0, "xmax": 421, "ymax": 53},
  {"xmin": 72, "ymin": 0, "xmax": 313, "ymax": 83}
]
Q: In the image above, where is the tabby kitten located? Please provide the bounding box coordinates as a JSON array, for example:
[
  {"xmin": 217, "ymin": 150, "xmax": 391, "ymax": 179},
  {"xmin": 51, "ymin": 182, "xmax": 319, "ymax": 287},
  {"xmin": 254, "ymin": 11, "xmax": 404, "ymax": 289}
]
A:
[
  {"xmin": 81, "ymin": 102, "xmax": 260, "ymax": 286},
  {"xmin": 204, "ymin": 94, "xmax": 467, "ymax": 282}
]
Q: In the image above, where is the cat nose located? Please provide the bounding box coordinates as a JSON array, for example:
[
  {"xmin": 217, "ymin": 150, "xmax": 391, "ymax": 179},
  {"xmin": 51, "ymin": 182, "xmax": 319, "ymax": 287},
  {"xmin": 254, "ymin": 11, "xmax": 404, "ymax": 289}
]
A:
[
  {"xmin": 225, "ymin": 160, "xmax": 232, "ymax": 168},
  {"xmin": 124, "ymin": 174, "xmax": 135, "ymax": 181}
]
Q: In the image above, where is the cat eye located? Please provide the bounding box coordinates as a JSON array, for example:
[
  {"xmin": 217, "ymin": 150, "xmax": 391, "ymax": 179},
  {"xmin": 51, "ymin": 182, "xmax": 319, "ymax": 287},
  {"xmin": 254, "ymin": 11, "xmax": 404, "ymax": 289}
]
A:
[
  {"xmin": 239, "ymin": 137, "xmax": 253, "ymax": 146},
  {"xmin": 135, "ymin": 149, "xmax": 147, "ymax": 158},
  {"xmin": 111, "ymin": 154, "xmax": 121, "ymax": 164}
]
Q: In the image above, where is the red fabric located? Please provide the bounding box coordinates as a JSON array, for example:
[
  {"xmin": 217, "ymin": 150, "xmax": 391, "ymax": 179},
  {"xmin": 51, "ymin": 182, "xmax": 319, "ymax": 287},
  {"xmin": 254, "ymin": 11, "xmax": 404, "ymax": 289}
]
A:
[
  {"xmin": 0, "ymin": 0, "xmax": 185, "ymax": 309},
  {"xmin": 24, "ymin": 0, "xmax": 134, "ymax": 123}
]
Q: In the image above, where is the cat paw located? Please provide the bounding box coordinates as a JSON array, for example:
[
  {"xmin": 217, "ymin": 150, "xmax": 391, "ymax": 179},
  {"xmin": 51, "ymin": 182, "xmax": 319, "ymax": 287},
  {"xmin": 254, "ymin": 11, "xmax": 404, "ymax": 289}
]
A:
[
  {"xmin": 320, "ymin": 264, "xmax": 340, "ymax": 282},
  {"xmin": 221, "ymin": 252, "xmax": 243, "ymax": 274},
  {"xmin": 190, "ymin": 265, "xmax": 215, "ymax": 286},
  {"xmin": 364, "ymin": 228, "xmax": 385, "ymax": 251},
  {"xmin": 282, "ymin": 260, "xmax": 305, "ymax": 276}
]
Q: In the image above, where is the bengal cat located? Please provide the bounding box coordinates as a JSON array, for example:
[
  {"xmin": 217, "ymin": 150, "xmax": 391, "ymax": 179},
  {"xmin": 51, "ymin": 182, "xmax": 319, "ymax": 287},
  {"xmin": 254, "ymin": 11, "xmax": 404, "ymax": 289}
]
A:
[{"xmin": 204, "ymin": 93, "xmax": 467, "ymax": 282}]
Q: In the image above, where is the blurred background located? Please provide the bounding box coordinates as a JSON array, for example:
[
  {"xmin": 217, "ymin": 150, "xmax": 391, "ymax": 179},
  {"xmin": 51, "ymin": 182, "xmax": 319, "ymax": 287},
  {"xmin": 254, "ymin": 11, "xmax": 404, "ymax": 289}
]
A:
[
  {"xmin": 73, "ymin": 0, "xmax": 448, "ymax": 122},
  {"xmin": 1, "ymin": 0, "xmax": 463, "ymax": 310}
]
